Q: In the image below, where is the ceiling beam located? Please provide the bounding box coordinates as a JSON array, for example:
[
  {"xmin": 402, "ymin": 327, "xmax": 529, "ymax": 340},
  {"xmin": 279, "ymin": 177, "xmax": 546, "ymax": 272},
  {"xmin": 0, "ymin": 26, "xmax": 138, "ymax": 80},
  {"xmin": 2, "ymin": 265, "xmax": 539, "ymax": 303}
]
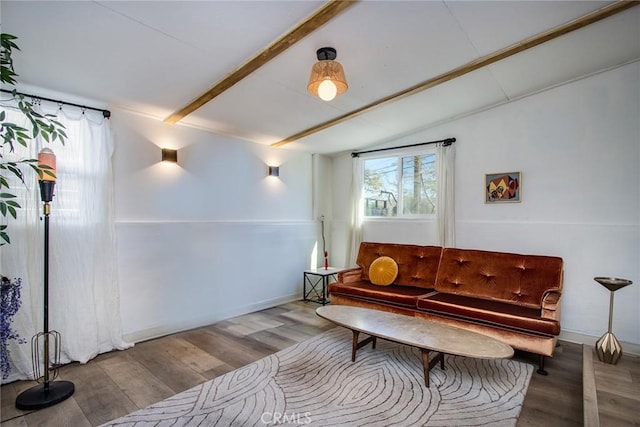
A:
[
  {"xmin": 272, "ymin": 0, "xmax": 639, "ymax": 148},
  {"xmin": 164, "ymin": 0, "xmax": 357, "ymax": 125}
]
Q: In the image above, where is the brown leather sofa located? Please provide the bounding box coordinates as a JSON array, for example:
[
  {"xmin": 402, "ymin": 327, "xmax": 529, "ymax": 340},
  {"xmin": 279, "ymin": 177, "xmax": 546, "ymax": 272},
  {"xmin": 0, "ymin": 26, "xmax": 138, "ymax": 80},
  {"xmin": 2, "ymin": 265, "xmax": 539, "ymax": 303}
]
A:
[{"xmin": 328, "ymin": 242, "xmax": 564, "ymax": 374}]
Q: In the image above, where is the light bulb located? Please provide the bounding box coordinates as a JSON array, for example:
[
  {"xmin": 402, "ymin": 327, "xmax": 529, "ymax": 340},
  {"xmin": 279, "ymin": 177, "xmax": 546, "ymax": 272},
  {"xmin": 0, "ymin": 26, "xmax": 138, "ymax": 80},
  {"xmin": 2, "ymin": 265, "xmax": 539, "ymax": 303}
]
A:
[{"xmin": 318, "ymin": 79, "xmax": 337, "ymax": 101}]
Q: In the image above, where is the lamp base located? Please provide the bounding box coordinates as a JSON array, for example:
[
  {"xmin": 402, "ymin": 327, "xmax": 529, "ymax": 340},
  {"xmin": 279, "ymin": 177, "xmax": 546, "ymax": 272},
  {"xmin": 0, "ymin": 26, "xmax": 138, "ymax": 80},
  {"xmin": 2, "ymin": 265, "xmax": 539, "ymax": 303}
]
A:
[
  {"xmin": 595, "ymin": 332, "xmax": 623, "ymax": 364},
  {"xmin": 15, "ymin": 380, "xmax": 75, "ymax": 410}
]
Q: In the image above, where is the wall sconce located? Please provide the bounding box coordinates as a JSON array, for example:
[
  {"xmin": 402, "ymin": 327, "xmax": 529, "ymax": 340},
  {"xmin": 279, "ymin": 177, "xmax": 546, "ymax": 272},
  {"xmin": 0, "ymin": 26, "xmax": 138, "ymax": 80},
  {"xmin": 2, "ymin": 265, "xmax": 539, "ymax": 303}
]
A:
[
  {"xmin": 162, "ymin": 148, "xmax": 178, "ymax": 163},
  {"xmin": 307, "ymin": 47, "xmax": 348, "ymax": 101},
  {"xmin": 268, "ymin": 166, "xmax": 280, "ymax": 177}
]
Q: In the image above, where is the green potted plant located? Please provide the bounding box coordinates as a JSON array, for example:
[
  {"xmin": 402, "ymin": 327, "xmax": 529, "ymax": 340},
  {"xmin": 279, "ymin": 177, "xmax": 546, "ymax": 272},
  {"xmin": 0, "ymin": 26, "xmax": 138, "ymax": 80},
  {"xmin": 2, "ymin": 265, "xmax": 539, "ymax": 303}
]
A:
[
  {"xmin": 1, "ymin": 275, "xmax": 25, "ymax": 379},
  {"xmin": 1, "ymin": 32, "xmax": 66, "ymax": 244},
  {"xmin": 1, "ymin": 31, "xmax": 67, "ymax": 379}
]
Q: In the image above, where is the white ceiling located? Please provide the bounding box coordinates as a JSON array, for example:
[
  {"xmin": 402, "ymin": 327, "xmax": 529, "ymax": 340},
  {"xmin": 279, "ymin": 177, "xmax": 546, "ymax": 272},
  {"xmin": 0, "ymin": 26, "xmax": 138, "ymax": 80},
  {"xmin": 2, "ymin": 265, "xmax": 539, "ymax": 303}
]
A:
[{"xmin": 2, "ymin": 1, "xmax": 639, "ymax": 154}]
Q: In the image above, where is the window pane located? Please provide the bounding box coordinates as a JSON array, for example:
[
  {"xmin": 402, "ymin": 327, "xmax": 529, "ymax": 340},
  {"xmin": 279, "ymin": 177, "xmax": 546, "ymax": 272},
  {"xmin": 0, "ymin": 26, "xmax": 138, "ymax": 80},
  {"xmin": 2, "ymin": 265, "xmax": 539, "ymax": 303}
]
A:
[
  {"xmin": 363, "ymin": 157, "xmax": 398, "ymax": 217},
  {"xmin": 401, "ymin": 153, "xmax": 436, "ymax": 215}
]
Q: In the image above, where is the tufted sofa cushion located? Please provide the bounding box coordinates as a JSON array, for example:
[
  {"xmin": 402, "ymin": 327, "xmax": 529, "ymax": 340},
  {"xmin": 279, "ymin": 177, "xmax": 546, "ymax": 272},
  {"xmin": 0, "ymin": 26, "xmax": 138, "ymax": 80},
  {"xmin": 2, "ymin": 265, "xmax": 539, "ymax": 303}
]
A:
[
  {"xmin": 435, "ymin": 248, "xmax": 563, "ymax": 308},
  {"xmin": 416, "ymin": 292, "xmax": 560, "ymax": 335},
  {"xmin": 356, "ymin": 242, "xmax": 442, "ymax": 289},
  {"xmin": 329, "ymin": 281, "xmax": 435, "ymax": 308}
]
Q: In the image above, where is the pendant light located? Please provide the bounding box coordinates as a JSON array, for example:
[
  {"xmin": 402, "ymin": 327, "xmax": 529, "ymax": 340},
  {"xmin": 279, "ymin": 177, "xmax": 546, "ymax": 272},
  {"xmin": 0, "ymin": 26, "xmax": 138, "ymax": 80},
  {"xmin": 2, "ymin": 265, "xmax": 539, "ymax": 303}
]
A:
[{"xmin": 307, "ymin": 47, "xmax": 348, "ymax": 101}]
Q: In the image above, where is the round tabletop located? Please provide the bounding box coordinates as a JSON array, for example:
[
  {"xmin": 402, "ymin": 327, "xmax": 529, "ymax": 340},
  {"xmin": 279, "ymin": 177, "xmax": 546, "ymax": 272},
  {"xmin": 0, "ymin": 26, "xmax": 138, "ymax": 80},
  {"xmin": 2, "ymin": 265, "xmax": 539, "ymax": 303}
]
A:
[{"xmin": 594, "ymin": 277, "xmax": 633, "ymax": 292}]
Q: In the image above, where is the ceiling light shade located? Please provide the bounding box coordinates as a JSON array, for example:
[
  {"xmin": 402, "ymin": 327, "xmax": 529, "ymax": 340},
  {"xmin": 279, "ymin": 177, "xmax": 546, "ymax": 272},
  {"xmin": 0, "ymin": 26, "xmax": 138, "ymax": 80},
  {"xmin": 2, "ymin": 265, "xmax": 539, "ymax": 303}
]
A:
[{"xmin": 307, "ymin": 47, "xmax": 348, "ymax": 101}]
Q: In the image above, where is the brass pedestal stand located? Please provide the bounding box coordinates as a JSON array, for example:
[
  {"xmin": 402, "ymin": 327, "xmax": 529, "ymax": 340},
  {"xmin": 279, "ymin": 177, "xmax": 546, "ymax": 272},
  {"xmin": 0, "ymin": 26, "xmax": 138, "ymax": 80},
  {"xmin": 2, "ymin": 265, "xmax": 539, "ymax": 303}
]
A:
[{"xmin": 594, "ymin": 277, "xmax": 633, "ymax": 365}]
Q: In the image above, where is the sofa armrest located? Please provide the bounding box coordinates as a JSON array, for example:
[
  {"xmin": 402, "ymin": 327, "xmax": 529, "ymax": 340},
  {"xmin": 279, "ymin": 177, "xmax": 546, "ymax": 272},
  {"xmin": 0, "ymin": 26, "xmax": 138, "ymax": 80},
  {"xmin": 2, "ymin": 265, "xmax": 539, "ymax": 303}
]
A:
[
  {"xmin": 541, "ymin": 290, "xmax": 562, "ymax": 320},
  {"xmin": 338, "ymin": 268, "xmax": 364, "ymax": 283}
]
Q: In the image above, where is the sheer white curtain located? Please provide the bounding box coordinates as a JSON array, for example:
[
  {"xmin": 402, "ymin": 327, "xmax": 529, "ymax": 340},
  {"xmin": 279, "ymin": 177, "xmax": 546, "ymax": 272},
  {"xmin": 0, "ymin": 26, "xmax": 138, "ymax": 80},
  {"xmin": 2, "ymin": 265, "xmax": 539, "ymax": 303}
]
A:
[
  {"xmin": 436, "ymin": 143, "xmax": 456, "ymax": 247},
  {"xmin": 345, "ymin": 156, "xmax": 364, "ymax": 267},
  {"xmin": 1, "ymin": 101, "xmax": 130, "ymax": 383}
]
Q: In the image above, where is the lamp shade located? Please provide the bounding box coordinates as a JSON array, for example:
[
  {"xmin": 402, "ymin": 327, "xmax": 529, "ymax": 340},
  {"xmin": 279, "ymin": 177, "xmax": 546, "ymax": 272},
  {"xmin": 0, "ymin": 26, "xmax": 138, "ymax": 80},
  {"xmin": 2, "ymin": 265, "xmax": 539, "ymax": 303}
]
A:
[
  {"xmin": 37, "ymin": 148, "xmax": 57, "ymax": 181},
  {"xmin": 307, "ymin": 47, "xmax": 348, "ymax": 101}
]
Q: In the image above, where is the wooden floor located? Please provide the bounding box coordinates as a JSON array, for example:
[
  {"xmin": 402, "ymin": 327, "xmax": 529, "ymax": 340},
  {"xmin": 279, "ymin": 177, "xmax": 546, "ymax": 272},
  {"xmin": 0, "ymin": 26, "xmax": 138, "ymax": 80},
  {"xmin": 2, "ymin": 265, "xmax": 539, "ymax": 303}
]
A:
[
  {"xmin": 0, "ymin": 300, "xmax": 626, "ymax": 426},
  {"xmin": 591, "ymin": 347, "xmax": 640, "ymax": 426}
]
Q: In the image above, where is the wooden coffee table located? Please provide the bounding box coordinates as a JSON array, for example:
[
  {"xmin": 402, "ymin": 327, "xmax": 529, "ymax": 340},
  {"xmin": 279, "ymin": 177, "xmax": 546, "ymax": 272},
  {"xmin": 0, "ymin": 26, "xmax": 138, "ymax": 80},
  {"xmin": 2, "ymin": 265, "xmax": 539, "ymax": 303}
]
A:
[{"xmin": 316, "ymin": 305, "xmax": 514, "ymax": 387}]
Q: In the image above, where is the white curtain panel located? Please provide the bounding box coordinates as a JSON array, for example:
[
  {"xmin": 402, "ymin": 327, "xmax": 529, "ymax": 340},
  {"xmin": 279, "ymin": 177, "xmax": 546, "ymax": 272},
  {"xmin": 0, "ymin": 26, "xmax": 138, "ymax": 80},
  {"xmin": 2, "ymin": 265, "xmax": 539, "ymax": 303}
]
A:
[
  {"xmin": 345, "ymin": 156, "xmax": 364, "ymax": 268},
  {"xmin": 437, "ymin": 143, "xmax": 456, "ymax": 247},
  {"xmin": 1, "ymin": 102, "xmax": 130, "ymax": 383}
]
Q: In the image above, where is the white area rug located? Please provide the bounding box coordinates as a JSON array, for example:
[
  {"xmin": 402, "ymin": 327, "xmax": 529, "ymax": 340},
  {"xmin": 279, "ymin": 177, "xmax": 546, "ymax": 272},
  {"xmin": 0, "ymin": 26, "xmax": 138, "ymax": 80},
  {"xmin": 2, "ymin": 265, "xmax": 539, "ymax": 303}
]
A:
[{"xmin": 102, "ymin": 327, "xmax": 533, "ymax": 426}]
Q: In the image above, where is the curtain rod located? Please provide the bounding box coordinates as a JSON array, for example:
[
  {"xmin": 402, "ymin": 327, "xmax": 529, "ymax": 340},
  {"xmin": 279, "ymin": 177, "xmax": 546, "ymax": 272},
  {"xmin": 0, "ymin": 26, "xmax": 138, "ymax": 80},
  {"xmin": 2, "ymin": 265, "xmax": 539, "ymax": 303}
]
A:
[
  {"xmin": 351, "ymin": 137, "xmax": 455, "ymax": 158},
  {"xmin": 0, "ymin": 88, "xmax": 111, "ymax": 118}
]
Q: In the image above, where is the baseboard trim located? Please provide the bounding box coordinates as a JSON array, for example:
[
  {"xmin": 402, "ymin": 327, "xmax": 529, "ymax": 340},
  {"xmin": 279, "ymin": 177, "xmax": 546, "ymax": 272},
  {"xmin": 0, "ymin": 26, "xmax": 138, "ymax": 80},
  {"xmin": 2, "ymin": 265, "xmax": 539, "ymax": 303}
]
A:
[
  {"xmin": 560, "ymin": 330, "xmax": 640, "ymax": 356},
  {"xmin": 123, "ymin": 293, "xmax": 301, "ymax": 344}
]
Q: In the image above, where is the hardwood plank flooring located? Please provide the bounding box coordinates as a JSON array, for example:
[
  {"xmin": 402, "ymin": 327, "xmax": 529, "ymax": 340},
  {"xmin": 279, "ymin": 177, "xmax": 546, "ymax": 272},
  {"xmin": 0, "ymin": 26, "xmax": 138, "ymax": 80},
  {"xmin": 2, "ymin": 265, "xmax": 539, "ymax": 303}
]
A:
[
  {"xmin": 591, "ymin": 347, "xmax": 640, "ymax": 426},
  {"xmin": 95, "ymin": 353, "xmax": 175, "ymax": 409},
  {"xmin": 516, "ymin": 343, "xmax": 584, "ymax": 426},
  {"xmin": 54, "ymin": 362, "xmax": 137, "ymax": 426},
  {"xmin": 583, "ymin": 345, "xmax": 600, "ymax": 427},
  {"xmin": 0, "ymin": 300, "xmax": 632, "ymax": 426}
]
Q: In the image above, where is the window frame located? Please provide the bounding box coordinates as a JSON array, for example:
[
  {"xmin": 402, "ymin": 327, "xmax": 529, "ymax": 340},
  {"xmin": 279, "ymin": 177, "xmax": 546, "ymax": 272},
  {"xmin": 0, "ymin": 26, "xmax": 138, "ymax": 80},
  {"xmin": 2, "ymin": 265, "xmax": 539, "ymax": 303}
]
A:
[{"xmin": 361, "ymin": 146, "xmax": 439, "ymax": 220}]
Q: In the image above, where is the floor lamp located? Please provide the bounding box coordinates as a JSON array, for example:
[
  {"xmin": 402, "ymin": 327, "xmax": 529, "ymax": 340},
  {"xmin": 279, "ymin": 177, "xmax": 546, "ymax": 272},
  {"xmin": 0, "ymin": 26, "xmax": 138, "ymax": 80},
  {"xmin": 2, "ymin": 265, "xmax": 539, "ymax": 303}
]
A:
[{"xmin": 15, "ymin": 148, "xmax": 74, "ymax": 410}]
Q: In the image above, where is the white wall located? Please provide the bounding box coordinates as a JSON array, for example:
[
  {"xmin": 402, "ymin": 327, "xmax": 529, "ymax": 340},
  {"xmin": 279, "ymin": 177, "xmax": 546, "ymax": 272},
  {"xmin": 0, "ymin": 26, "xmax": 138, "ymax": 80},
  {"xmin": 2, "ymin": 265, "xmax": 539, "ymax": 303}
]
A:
[
  {"xmin": 112, "ymin": 110, "xmax": 319, "ymax": 342},
  {"xmin": 312, "ymin": 154, "xmax": 334, "ymax": 267},
  {"xmin": 331, "ymin": 62, "xmax": 640, "ymax": 348}
]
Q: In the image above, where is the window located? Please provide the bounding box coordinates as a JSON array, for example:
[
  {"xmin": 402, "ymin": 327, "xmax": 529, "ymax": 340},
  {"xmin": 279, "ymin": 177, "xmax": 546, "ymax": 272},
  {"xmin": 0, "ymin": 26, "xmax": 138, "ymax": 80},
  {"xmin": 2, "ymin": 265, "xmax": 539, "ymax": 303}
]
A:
[
  {"xmin": 2, "ymin": 104, "xmax": 110, "ymax": 227},
  {"xmin": 2, "ymin": 107, "xmax": 78, "ymax": 221},
  {"xmin": 363, "ymin": 150, "xmax": 437, "ymax": 217}
]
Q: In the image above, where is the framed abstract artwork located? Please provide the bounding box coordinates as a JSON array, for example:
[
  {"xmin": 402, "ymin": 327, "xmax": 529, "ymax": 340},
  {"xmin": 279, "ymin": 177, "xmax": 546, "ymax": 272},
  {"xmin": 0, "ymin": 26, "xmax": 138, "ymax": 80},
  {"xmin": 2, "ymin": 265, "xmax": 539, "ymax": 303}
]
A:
[{"xmin": 485, "ymin": 172, "xmax": 521, "ymax": 203}]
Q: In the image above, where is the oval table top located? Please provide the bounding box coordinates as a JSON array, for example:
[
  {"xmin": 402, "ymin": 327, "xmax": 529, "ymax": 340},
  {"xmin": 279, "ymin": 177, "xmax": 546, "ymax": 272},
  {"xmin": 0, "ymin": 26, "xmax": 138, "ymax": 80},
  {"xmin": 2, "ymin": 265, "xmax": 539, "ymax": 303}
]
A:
[{"xmin": 317, "ymin": 305, "xmax": 513, "ymax": 360}]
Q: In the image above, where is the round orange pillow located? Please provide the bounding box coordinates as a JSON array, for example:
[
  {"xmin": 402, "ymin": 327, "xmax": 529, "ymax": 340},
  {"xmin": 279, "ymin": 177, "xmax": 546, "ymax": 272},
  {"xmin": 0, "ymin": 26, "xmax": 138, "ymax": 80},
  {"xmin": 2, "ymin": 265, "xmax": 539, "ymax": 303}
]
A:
[{"xmin": 369, "ymin": 256, "xmax": 398, "ymax": 286}]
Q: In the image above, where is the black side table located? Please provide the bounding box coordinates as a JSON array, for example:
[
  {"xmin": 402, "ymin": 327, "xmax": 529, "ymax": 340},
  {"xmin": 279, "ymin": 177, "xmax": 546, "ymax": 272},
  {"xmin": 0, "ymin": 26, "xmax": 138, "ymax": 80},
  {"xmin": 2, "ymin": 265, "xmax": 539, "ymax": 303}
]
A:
[{"xmin": 303, "ymin": 267, "xmax": 344, "ymax": 305}]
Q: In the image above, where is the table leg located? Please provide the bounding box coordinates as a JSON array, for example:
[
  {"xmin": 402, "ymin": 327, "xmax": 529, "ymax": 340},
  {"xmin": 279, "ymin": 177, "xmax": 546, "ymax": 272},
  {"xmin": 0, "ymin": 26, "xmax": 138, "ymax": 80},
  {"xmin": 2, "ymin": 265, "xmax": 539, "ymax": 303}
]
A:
[
  {"xmin": 351, "ymin": 330, "xmax": 376, "ymax": 362},
  {"xmin": 352, "ymin": 330, "xmax": 359, "ymax": 362},
  {"xmin": 322, "ymin": 276, "xmax": 328, "ymax": 305},
  {"xmin": 303, "ymin": 272, "xmax": 307, "ymax": 301},
  {"xmin": 420, "ymin": 349, "xmax": 445, "ymax": 387},
  {"xmin": 303, "ymin": 273, "xmax": 326, "ymax": 304}
]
